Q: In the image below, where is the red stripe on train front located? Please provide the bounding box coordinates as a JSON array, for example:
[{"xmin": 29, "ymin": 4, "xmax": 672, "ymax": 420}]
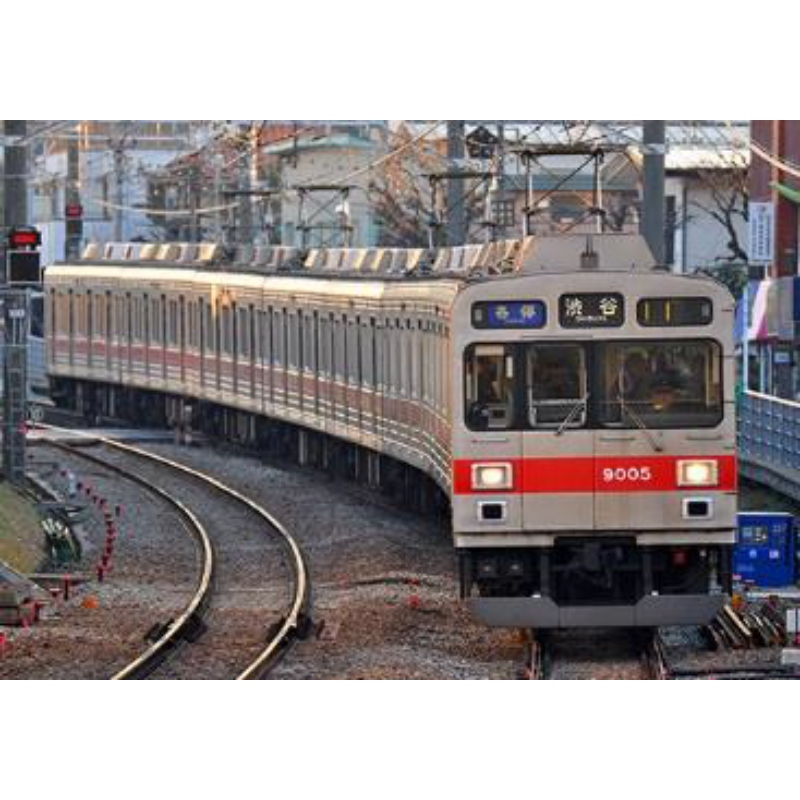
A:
[{"xmin": 452, "ymin": 455, "xmax": 737, "ymax": 495}]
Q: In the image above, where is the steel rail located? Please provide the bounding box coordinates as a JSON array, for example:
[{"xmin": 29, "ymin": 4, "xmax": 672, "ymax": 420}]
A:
[
  {"xmin": 35, "ymin": 424, "xmax": 310, "ymax": 679},
  {"xmin": 37, "ymin": 436, "xmax": 215, "ymax": 680}
]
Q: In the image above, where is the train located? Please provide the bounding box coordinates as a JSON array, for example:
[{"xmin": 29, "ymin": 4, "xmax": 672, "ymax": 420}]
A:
[{"xmin": 43, "ymin": 234, "xmax": 737, "ymax": 628}]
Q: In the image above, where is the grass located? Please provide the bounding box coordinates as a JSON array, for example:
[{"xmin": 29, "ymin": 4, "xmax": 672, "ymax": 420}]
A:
[{"xmin": 0, "ymin": 482, "xmax": 44, "ymax": 574}]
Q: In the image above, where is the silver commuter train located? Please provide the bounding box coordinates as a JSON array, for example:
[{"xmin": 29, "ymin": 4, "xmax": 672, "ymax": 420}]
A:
[{"xmin": 44, "ymin": 234, "xmax": 737, "ymax": 628}]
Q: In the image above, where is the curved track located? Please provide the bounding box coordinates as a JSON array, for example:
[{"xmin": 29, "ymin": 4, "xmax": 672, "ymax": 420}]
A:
[{"xmin": 36, "ymin": 425, "xmax": 311, "ymax": 680}]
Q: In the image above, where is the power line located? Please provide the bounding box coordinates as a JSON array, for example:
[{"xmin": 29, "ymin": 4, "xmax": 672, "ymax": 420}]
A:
[{"xmin": 751, "ymin": 138, "xmax": 800, "ymax": 180}]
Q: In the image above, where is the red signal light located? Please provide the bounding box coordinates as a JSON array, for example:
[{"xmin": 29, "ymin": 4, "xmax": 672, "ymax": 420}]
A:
[{"xmin": 8, "ymin": 227, "xmax": 41, "ymax": 249}]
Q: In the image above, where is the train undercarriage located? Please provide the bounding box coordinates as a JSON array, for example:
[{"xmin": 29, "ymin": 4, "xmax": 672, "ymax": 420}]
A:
[
  {"xmin": 461, "ymin": 539, "xmax": 732, "ymax": 628},
  {"xmin": 49, "ymin": 377, "xmax": 449, "ymax": 516}
]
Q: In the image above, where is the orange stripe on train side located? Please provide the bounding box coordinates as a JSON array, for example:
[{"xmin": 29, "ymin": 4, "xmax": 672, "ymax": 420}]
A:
[{"xmin": 452, "ymin": 455, "xmax": 737, "ymax": 495}]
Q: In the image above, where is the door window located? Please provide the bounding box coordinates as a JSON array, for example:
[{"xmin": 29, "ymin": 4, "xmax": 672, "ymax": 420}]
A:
[
  {"xmin": 465, "ymin": 344, "xmax": 515, "ymax": 430},
  {"xmin": 525, "ymin": 344, "xmax": 587, "ymax": 428}
]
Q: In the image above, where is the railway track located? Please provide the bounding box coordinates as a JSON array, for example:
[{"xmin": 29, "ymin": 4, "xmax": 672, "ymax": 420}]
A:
[
  {"xmin": 525, "ymin": 628, "xmax": 661, "ymax": 680},
  {"xmin": 34, "ymin": 425, "xmax": 311, "ymax": 680}
]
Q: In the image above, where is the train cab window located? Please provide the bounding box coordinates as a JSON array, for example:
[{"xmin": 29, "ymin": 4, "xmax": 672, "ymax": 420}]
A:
[
  {"xmin": 597, "ymin": 340, "xmax": 723, "ymax": 428},
  {"xmin": 526, "ymin": 344, "xmax": 587, "ymax": 429},
  {"xmin": 465, "ymin": 345, "xmax": 515, "ymax": 431}
]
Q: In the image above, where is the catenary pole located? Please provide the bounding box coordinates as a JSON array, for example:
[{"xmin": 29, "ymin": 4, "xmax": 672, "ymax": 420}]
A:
[{"xmin": 641, "ymin": 120, "xmax": 666, "ymax": 264}]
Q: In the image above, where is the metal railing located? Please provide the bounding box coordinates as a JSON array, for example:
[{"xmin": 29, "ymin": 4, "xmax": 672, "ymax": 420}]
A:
[{"xmin": 739, "ymin": 390, "xmax": 800, "ymax": 499}]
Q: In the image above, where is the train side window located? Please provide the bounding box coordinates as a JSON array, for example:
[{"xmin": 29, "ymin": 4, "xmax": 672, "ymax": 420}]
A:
[
  {"xmin": 375, "ymin": 321, "xmax": 384, "ymax": 390},
  {"xmin": 87, "ymin": 292, "xmax": 94, "ymax": 341},
  {"xmin": 297, "ymin": 311, "xmax": 304, "ymax": 370},
  {"xmin": 188, "ymin": 301, "xmax": 198, "ymax": 350},
  {"xmin": 248, "ymin": 305, "xmax": 255, "ymax": 361},
  {"xmin": 263, "ymin": 307, "xmax": 272, "ymax": 363},
  {"xmin": 288, "ymin": 312, "xmax": 299, "ymax": 369},
  {"xmin": 419, "ymin": 321, "xmax": 427, "ymax": 403},
  {"xmin": 317, "ymin": 315, "xmax": 324, "ymax": 376},
  {"xmin": 231, "ymin": 304, "xmax": 238, "ymax": 360},
  {"xmin": 311, "ymin": 312, "xmax": 319, "ymax": 374},
  {"xmin": 370, "ymin": 318, "xmax": 377, "ymax": 390},
  {"xmin": 303, "ymin": 313, "xmax": 314, "ymax": 372},
  {"xmin": 151, "ymin": 298, "xmax": 161, "ymax": 345},
  {"xmin": 348, "ymin": 319, "xmax": 359, "ymax": 384},
  {"xmin": 239, "ymin": 306, "xmax": 250, "ymax": 359},
  {"xmin": 169, "ymin": 300, "xmax": 179, "ymax": 347},
  {"xmin": 93, "ymin": 294, "xmax": 105, "ymax": 341},
  {"xmin": 220, "ymin": 305, "xmax": 231, "ymax": 355},
  {"xmin": 383, "ymin": 321, "xmax": 391, "ymax": 391},
  {"xmin": 464, "ymin": 344, "xmax": 516, "ymax": 431},
  {"xmin": 49, "ymin": 290, "xmax": 56, "ymax": 336},
  {"xmin": 334, "ymin": 317, "xmax": 346, "ymax": 381},
  {"xmin": 396, "ymin": 319, "xmax": 405, "ymax": 396},
  {"xmin": 130, "ymin": 297, "xmax": 138, "ymax": 342},
  {"xmin": 361, "ymin": 318, "xmax": 373, "ymax": 387},
  {"xmin": 274, "ymin": 308, "xmax": 285, "ymax": 367},
  {"xmin": 204, "ymin": 300, "xmax": 214, "ymax": 353}
]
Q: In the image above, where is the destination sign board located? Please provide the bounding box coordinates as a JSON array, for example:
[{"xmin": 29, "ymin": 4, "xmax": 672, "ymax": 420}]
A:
[
  {"xmin": 559, "ymin": 293, "xmax": 624, "ymax": 328},
  {"xmin": 472, "ymin": 300, "xmax": 547, "ymax": 329}
]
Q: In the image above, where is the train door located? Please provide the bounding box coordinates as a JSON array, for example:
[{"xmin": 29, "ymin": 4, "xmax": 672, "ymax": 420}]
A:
[
  {"xmin": 521, "ymin": 341, "xmax": 594, "ymax": 530},
  {"xmin": 461, "ymin": 343, "xmax": 523, "ymax": 532}
]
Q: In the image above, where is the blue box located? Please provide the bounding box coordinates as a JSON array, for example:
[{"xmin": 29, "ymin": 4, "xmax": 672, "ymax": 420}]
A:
[{"xmin": 734, "ymin": 512, "xmax": 797, "ymax": 588}]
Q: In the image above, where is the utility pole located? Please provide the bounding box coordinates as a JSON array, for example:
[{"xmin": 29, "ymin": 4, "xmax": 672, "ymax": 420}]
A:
[
  {"xmin": 2, "ymin": 120, "xmax": 30, "ymax": 485},
  {"xmin": 447, "ymin": 120, "xmax": 466, "ymax": 246},
  {"xmin": 65, "ymin": 126, "xmax": 82, "ymax": 259},
  {"xmin": 641, "ymin": 120, "xmax": 666, "ymax": 264},
  {"xmin": 112, "ymin": 121, "xmax": 130, "ymax": 242},
  {"xmin": 237, "ymin": 128, "xmax": 254, "ymax": 246}
]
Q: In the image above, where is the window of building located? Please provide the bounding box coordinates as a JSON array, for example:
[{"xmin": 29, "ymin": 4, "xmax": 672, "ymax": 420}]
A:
[{"xmin": 492, "ymin": 198, "xmax": 516, "ymax": 228}]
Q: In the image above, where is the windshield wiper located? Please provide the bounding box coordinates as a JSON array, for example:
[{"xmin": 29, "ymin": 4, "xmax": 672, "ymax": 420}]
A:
[
  {"xmin": 617, "ymin": 395, "xmax": 663, "ymax": 452},
  {"xmin": 555, "ymin": 396, "xmax": 588, "ymax": 436}
]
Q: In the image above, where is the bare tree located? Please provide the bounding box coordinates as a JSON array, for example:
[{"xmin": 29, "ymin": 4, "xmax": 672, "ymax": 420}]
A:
[
  {"xmin": 368, "ymin": 124, "xmax": 486, "ymax": 247},
  {"xmin": 687, "ymin": 156, "xmax": 749, "ymax": 263}
]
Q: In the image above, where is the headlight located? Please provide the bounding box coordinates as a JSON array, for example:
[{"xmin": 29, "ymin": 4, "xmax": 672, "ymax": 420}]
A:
[
  {"xmin": 677, "ymin": 459, "xmax": 718, "ymax": 487},
  {"xmin": 471, "ymin": 463, "xmax": 513, "ymax": 491}
]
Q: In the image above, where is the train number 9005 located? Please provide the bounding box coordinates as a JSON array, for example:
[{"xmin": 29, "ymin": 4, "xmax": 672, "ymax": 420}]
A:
[{"xmin": 602, "ymin": 466, "xmax": 653, "ymax": 483}]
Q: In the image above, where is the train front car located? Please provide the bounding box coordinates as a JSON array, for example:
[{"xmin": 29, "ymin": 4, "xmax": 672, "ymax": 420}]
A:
[{"xmin": 452, "ymin": 237, "xmax": 736, "ymax": 628}]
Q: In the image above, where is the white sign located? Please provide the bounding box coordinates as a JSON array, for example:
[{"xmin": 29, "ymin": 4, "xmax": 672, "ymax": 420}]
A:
[{"xmin": 748, "ymin": 202, "xmax": 774, "ymax": 263}]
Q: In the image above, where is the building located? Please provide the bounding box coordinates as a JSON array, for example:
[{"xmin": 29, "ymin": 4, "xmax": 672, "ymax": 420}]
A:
[
  {"xmin": 29, "ymin": 121, "xmax": 212, "ymax": 264},
  {"xmin": 263, "ymin": 122, "xmax": 387, "ymax": 248},
  {"xmin": 664, "ymin": 140, "xmax": 748, "ymax": 272},
  {"xmin": 742, "ymin": 121, "xmax": 800, "ymax": 400}
]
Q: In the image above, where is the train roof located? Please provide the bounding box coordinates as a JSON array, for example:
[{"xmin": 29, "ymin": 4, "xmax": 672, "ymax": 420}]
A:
[{"xmin": 61, "ymin": 234, "xmax": 662, "ymax": 281}]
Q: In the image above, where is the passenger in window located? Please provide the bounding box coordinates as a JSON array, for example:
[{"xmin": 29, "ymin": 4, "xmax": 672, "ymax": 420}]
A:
[
  {"xmin": 476, "ymin": 359, "xmax": 502, "ymax": 404},
  {"xmin": 621, "ymin": 352, "xmax": 651, "ymax": 402}
]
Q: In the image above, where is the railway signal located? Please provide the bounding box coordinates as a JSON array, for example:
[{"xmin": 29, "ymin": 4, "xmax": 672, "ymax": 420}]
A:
[
  {"xmin": 2, "ymin": 226, "xmax": 40, "ymax": 483},
  {"xmin": 4, "ymin": 225, "xmax": 42, "ymax": 286}
]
